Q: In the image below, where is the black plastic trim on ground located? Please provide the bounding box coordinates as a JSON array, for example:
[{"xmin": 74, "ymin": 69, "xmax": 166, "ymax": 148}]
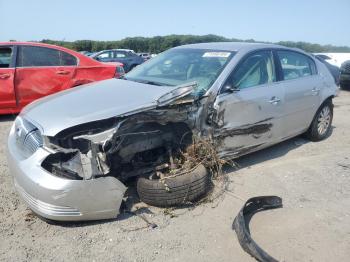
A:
[{"xmin": 232, "ymin": 196, "xmax": 283, "ymax": 262}]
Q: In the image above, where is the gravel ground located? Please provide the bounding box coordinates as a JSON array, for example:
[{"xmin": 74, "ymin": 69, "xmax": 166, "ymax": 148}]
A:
[{"xmin": 0, "ymin": 91, "xmax": 349, "ymax": 262}]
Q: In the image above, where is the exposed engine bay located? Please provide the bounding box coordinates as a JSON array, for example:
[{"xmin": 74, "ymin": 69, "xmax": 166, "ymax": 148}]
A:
[{"xmin": 41, "ymin": 102, "xmax": 197, "ymax": 183}]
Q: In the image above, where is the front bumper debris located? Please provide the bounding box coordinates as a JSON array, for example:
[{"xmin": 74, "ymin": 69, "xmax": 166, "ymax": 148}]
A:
[
  {"xmin": 7, "ymin": 123, "xmax": 127, "ymax": 221},
  {"xmin": 232, "ymin": 196, "xmax": 283, "ymax": 262}
]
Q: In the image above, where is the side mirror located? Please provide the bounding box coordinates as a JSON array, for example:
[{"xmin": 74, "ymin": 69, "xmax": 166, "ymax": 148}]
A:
[
  {"xmin": 222, "ymin": 84, "xmax": 240, "ymax": 93},
  {"xmin": 95, "ymin": 57, "xmax": 101, "ymax": 61}
]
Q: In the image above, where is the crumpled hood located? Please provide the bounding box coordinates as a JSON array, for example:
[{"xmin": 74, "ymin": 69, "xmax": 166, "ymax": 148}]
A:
[{"xmin": 22, "ymin": 79, "xmax": 179, "ymax": 136}]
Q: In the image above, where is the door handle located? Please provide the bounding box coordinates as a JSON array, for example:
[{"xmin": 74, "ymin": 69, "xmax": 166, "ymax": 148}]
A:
[
  {"xmin": 0, "ymin": 73, "xmax": 11, "ymax": 79},
  {"xmin": 268, "ymin": 96, "xmax": 281, "ymax": 105},
  {"xmin": 56, "ymin": 70, "xmax": 70, "ymax": 75}
]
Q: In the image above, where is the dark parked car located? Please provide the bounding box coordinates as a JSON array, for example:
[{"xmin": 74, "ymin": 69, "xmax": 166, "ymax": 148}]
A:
[
  {"xmin": 91, "ymin": 49, "xmax": 144, "ymax": 72},
  {"xmin": 315, "ymin": 55, "xmax": 340, "ymax": 86},
  {"xmin": 340, "ymin": 60, "xmax": 350, "ymax": 88},
  {"xmin": 79, "ymin": 51, "xmax": 93, "ymax": 56}
]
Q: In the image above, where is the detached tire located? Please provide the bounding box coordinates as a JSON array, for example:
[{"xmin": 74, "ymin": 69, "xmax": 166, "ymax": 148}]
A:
[
  {"xmin": 137, "ymin": 164, "xmax": 210, "ymax": 207},
  {"xmin": 306, "ymin": 99, "xmax": 333, "ymax": 141}
]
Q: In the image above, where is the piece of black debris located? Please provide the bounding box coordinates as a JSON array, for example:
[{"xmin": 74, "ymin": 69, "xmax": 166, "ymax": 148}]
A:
[
  {"xmin": 232, "ymin": 196, "xmax": 283, "ymax": 262},
  {"xmin": 126, "ymin": 210, "xmax": 158, "ymax": 229}
]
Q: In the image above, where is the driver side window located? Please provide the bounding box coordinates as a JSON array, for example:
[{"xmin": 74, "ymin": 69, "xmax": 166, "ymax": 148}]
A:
[{"xmin": 226, "ymin": 50, "xmax": 275, "ymax": 91}]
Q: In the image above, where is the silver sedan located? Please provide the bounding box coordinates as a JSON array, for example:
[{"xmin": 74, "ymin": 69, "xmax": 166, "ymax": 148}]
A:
[{"xmin": 7, "ymin": 42, "xmax": 338, "ymax": 221}]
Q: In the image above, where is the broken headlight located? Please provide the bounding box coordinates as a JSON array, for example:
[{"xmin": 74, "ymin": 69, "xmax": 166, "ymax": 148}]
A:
[{"xmin": 14, "ymin": 116, "xmax": 43, "ymax": 157}]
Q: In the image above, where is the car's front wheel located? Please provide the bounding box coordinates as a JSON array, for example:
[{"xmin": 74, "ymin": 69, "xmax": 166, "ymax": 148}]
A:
[
  {"xmin": 137, "ymin": 164, "xmax": 210, "ymax": 207},
  {"xmin": 306, "ymin": 100, "xmax": 333, "ymax": 141}
]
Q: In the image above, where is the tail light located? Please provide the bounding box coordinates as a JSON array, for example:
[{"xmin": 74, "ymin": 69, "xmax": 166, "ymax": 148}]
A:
[{"xmin": 115, "ymin": 64, "xmax": 125, "ymax": 78}]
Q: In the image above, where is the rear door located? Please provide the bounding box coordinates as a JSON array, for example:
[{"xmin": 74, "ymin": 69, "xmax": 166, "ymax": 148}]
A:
[
  {"xmin": 15, "ymin": 45, "xmax": 77, "ymax": 108},
  {"xmin": 275, "ymin": 50, "xmax": 321, "ymax": 137},
  {"xmin": 0, "ymin": 45, "xmax": 16, "ymax": 110},
  {"xmin": 212, "ymin": 50, "xmax": 284, "ymax": 158},
  {"xmin": 114, "ymin": 51, "xmax": 135, "ymax": 71}
]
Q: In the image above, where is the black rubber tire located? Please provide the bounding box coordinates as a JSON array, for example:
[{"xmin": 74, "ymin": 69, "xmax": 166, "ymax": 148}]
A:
[
  {"xmin": 305, "ymin": 99, "xmax": 333, "ymax": 142},
  {"xmin": 137, "ymin": 164, "xmax": 210, "ymax": 207}
]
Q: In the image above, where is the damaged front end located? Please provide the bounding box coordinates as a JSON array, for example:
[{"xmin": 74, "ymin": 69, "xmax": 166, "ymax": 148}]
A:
[
  {"xmin": 9, "ymin": 82, "xmax": 201, "ymax": 221},
  {"xmin": 41, "ymin": 83, "xmax": 198, "ymax": 181}
]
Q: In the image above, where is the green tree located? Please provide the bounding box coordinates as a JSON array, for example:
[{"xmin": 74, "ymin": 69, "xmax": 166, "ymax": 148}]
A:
[{"xmin": 39, "ymin": 35, "xmax": 350, "ymax": 54}]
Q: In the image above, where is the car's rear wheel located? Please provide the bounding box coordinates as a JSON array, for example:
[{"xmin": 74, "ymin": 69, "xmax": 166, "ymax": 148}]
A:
[
  {"xmin": 306, "ymin": 100, "xmax": 333, "ymax": 141},
  {"xmin": 136, "ymin": 164, "xmax": 210, "ymax": 207}
]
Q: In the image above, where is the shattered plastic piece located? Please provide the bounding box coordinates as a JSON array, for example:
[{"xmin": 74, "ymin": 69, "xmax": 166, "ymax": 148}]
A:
[
  {"xmin": 232, "ymin": 196, "xmax": 283, "ymax": 262},
  {"xmin": 157, "ymin": 81, "xmax": 197, "ymax": 106},
  {"xmin": 125, "ymin": 211, "xmax": 158, "ymax": 229}
]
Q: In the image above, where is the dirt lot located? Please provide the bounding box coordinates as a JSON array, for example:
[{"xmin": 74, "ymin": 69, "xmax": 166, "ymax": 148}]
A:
[{"xmin": 0, "ymin": 91, "xmax": 349, "ymax": 262}]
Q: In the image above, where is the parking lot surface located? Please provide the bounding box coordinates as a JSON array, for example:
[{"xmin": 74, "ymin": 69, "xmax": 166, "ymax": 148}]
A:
[{"xmin": 0, "ymin": 91, "xmax": 349, "ymax": 262}]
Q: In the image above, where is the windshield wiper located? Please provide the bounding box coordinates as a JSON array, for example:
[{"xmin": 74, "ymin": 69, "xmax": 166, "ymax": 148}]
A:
[
  {"xmin": 124, "ymin": 77, "xmax": 173, "ymax": 86},
  {"xmin": 142, "ymin": 80, "xmax": 173, "ymax": 86}
]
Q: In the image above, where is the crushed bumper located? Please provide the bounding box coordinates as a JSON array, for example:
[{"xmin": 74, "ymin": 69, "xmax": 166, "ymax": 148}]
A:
[
  {"xmin": 233, "ymin": 196, "xmax": 283, "ymax": 262},
  {"xmin": 6, "ymin": 124, "xmax": 127, "ymax": 221}
]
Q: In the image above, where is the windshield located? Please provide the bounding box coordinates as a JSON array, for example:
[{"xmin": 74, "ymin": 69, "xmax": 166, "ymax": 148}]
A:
[{"xmin": 125, "ymin": 48, "xmax": 234, "ymax": 96}]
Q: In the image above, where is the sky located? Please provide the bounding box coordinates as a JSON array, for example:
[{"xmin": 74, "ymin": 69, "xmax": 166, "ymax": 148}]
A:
[{"xmin": 1, "ymin": 0, "xmax": 349, "ymax": 46}]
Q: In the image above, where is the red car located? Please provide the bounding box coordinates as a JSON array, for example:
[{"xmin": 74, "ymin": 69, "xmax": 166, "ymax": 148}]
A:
[{"xmin": 0, "ymin": 42, "xmax": 124, "ymax": 115}]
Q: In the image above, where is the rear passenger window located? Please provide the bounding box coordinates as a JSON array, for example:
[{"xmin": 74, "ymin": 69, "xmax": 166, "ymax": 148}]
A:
[
  {"xmin": 60, "ymin": 51, "xmax": 77, "ymax": 66},
  {"xmin": 115, "ymin": 52, "xmax": 126, "ymax": 58},
  {"xmin": 17, "ymin": 46, "xmax": 78, "ymax": 67},
  {"xmin": 17, "ymin": 46, "xmax": 60, "ymax": 67},
  {"xmin": 0, "ymin": 47, "xmax": 12, "ymax": 68},
  {"xmin": 277, "ymin": 51, "xmax": 316, "ymax": 80}
]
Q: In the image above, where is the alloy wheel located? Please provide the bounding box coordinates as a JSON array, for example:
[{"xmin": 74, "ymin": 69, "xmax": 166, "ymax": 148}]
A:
[{"xmin": 317, "ymin": 106, "xmax": 331, "ymax": 136}]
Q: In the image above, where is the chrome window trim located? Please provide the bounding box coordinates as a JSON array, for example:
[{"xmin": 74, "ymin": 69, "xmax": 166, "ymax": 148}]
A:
[
  {"xmin": 15, "ymin": 65, "xmax": 78, "ymax": 69},
  {"xmin": 273, "ymin": 73, "xmax": 319, "ymax": 84}
]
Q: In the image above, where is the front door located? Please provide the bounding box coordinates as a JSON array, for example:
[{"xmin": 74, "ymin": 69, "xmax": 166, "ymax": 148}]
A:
[
  {"xmin": 15, "ymin": 45, "xmax": 76, "ymax": 108},
  {"xmin": 0, "ymin": 46, "xmax": 16, "ymax": 111},
  {"xmin": 212, "ymin": 50, "xmax": 284, "ymax": 159}
]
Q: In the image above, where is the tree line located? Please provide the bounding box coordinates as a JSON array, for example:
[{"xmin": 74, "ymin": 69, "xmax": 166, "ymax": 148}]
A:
[{"xmin": 37, "ymin": 34, "xmax": 350, "ymax": 53}]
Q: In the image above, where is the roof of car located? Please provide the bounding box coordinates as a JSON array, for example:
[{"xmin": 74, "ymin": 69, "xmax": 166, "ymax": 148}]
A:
[
  {"xmin": 0, "ymin": 41, "xmax": 75, "ymax": 51},
  {"xmin": 175, "ymin": 42, "xmax": 287, "ymax": 52},
  {"xmin": 95, "ymin": 49, "xmax": 135, "ymax": 53},
  {"xmin": 0, "ymin": 41, "xmax": 123, "ymax": 67}
]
